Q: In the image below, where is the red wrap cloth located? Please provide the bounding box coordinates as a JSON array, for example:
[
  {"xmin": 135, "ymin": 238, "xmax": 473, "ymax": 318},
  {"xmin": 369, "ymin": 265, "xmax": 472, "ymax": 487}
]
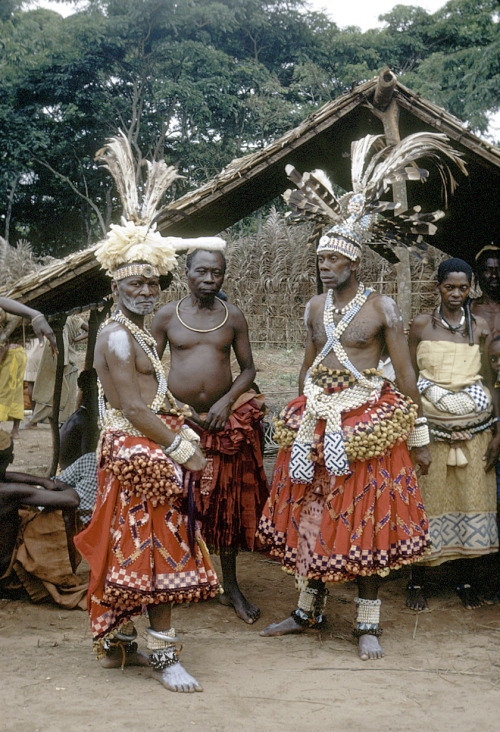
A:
[
  {"xmin": 258, "ymin": 390, "xmax": 429, "ymax": 582},
  {"xmin": 186, "ymin": 392, "xmax": 269, "ymax": 551},
  {"xmin": 74, "ymin": 415, "xmax": 218, "ymax": 646}
]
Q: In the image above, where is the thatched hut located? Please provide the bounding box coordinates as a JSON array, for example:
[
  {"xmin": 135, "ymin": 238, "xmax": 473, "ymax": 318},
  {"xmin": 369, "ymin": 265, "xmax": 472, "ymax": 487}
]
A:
[
  {"xmin": 2, "ymin": 68, "xmax": 499, "ymax": 468},
  {"xmin": 5, "ymin": 69, "xmax": 499, "ymax": 317}
]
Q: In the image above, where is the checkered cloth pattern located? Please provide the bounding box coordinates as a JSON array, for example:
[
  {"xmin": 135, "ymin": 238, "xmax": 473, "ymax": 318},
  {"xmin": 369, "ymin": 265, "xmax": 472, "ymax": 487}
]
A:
[
  {"xmin": 418, "ymin": 377, "xmax": 491, "ymax": 415},
  {"xmin": 57, "ymin": 452, "xmax": 98, "ymax": 525}
]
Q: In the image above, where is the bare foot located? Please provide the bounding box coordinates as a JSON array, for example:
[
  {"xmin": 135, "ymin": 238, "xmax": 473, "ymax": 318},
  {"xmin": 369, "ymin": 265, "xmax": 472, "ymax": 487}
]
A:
[
  {"xmin": 456, "ymin": 584, "xmax": 483, "ymax": 609},
  {"xmin": 406, "ymin": 585, "xmax": 428, "ymax": 612},
  {"xmin": 260, "ymin": 615, "xmax": 306, "ymax": 637},
  {"xmin": 358, "ymin": 634, "xmax": 384, "ymax": 661},
  {"xmin": 11, "ymin": 431, "xmax": 20, "ymax": 440},
  {"xmin": 20, "ymin": 422, "xmax": 37, "ymax": 430},
  {"xmin": 151, "ymin": 662, "xmax": 203, "ymax": 692},
  {"xmin": 101, "ymin": 648, "xmax": 149, "ymax": 669},
  {"xmin": 219, "ymin": 588, "xmax": 260, "ymax": 624},
  {"xmin": 482, "ymin": 588, "xmax": 500, "ymax": 605}
]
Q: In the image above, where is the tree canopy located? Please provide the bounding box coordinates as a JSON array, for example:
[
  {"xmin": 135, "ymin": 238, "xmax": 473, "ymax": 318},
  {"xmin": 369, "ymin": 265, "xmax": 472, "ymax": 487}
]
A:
[{"xmin": 1, "ymin": 0, "xmax": 498, "ymax": 256}]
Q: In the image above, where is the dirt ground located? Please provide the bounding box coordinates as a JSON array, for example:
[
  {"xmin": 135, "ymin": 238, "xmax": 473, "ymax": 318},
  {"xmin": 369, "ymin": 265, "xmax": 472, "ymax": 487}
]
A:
[{"xmin": 1, "ymin": 347, "xmax": 500, "ymax": 731}]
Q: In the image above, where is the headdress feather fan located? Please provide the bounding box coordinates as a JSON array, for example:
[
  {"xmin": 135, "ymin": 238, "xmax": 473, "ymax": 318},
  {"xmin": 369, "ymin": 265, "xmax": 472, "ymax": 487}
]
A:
[{"xmin": 283, "ymin": 132, "xmax": 467, "ymax": 263}]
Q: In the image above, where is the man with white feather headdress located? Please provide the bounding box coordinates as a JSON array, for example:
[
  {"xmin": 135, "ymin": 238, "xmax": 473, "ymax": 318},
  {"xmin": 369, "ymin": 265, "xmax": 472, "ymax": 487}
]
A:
[
  {"xmin": 75, "ymin": 132, "xmax": 226, "ymax": 692},
  {"xmin": 258, "ymin": 132, "xmax": 467, "ymax": 660}
]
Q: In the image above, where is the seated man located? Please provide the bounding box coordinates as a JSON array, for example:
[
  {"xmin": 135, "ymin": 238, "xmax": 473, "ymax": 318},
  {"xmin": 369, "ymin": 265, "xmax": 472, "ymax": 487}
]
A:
[
  {"xmin": 0, "ymin": 429, "xmax": 85, "ymax": 607},
  {"xmin": 59, "ymin": 368, "xmax": 98, "ymax": 470},
  {"xmin": 57, "ymin": 451, "xmax": 98, "ymax": 528}
]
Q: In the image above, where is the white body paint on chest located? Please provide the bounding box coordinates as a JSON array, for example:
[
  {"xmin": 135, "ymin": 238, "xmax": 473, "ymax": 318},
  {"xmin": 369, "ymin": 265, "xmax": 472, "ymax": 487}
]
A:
[{"xmin": 108, "ymin": 329, "xmax": 132, "ymax": 360}]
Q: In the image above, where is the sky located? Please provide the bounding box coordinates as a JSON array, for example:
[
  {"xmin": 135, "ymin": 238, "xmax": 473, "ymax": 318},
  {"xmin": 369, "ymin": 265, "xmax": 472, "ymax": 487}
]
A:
[{"xmin": 309, "ymin": 0, "xmax": 447, "ymax": 31}]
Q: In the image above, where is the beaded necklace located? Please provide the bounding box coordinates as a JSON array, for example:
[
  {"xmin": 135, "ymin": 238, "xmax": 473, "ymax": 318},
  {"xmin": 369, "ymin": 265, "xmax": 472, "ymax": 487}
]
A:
[
  {"xmin": 98, "ymin": 310, "xmax": 176, "ymax": 422},
  {"xmin": 176, "ymin": 296, "xmax": 228, "ymax": 333},
  {"xmin": 329, "ymin": 281, "xmax": 365, "ymax": 315},
  {"xmin": 312, "ymin": 283, "xmax": 372, "ymax": 384}
]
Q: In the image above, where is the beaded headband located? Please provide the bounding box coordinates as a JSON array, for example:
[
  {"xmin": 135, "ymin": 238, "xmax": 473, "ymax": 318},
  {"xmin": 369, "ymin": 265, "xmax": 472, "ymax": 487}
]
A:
[
  {"xmin": 316, "ymin": 236, "xmax": 362, "ymax": 261},
  {"xmin": 113, "ymin": 263, "xmax": 160, "ymax": 281}
]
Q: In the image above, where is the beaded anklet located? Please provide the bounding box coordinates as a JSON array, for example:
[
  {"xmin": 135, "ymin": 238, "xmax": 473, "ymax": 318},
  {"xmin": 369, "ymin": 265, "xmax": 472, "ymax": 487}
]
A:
[
  {"xmin": 145, "ymin": 627, "xmax": 183, "ymax": 671},
  {"xmin": 103, "ymin": 621, "xmax": 139, "ymax": 669},
  {"xmin": 352, "ymin": 597, "xmax": 383, "ymax": 638},
  {"xmin": 291, "ymin": 579, "xmax": 328, "ymax": 628}
]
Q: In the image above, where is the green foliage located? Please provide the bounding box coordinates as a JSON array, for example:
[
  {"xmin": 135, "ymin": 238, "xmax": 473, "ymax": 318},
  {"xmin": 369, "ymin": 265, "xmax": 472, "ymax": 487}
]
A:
[{"xmin": 0, "ymin": 0, "xmax": 498, "ymax": 258}]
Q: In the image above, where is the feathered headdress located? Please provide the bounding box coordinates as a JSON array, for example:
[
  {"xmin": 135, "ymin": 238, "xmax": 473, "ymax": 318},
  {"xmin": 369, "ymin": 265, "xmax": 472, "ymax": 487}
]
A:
[
  {"xmin": 94, "ymin": 130, "xmax": 225, "ymax": 278},
  {"xmin": 283, "ymin": 132, "xmax": 467, "ymax": 263}
]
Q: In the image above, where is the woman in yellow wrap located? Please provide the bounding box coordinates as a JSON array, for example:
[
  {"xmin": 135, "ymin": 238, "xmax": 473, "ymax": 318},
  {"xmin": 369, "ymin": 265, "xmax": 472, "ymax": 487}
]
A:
[{"xmin": 406, "ymin": 258, "xmax": 500, "ymax": 610}]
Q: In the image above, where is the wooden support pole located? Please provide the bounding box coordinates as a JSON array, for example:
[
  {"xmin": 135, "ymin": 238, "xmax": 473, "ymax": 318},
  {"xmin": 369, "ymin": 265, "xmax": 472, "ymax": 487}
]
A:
[
  {"xmin": 371, "ymin": 68, "xmax": 412, "ymax": 326},
  {"xmin": 48, "ymin": 315, "xmax": 67, "ymax": 477},
  {"xmin": 83, "ymin": 302, "xmax": 112, "ymax": 454}
]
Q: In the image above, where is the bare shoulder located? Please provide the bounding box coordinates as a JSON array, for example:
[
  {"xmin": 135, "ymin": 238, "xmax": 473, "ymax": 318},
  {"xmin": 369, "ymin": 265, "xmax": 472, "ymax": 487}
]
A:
[
  {"xmin": 96, "ymin": 321, "xmax": 134, "ymax": 360},
  {"xmin": 368, "ymin": 293, "xmax": 403, "ymax": 326},
  {"xmin": 152, "ymin": 300, "xmax": 177, "ymax": 322},
  {"xmin": 226, "ymin": 302, "xmax": 249, "ymax": 327},
  {"xmin": 474, "ymin": 313, "xmax": 490, "ymax": 336},
  {"xmin": 409, "ymin": 312, "xmax": 433, "ymax": 330},
  {"xmin": 307, "ymin": 293, "xmax": 327, "ymax": 313},
  {"xmin": 303, "ymin": 294, "xmax": 327, "ymax": 325}
]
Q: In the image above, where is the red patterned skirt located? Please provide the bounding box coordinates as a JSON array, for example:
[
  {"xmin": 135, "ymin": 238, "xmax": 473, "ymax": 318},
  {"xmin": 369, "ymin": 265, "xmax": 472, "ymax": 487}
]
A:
[
  {"xmin": 187, "ymin": 392, "xmax": 269, "ymax": 551},
  {"xmin": 74, "ymin": 424, "xmax": 219, "ymax": 647},
  {"xmin": 257, "ymin": 388, "xmax": 429, "ymax": 582}
]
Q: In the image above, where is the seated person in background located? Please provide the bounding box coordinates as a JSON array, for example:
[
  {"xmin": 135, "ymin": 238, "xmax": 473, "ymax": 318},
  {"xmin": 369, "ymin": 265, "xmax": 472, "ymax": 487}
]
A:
[
  {"xmin": 57, "ymin": 451, "xmax": 98, "ymax": 528},
  {"xmin": 59, "ymin": 368, "xmax": 98, "ymax": 470},
  {"xmin": 0, "ymin": 429, "xmax": 87, "ymax": 608}
]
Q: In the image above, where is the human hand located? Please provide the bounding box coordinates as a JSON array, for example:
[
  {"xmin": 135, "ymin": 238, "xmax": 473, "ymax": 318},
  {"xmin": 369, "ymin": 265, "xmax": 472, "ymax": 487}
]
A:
[
  {"xmin": 483, "ymin": 433, "xmax": 500, "ymax": 472},
  {"xmin": 186, "ymin": 407, "xmax": 204, "ymax": 427},
  {"xmin": 183, "ymin": 444, "xmax": 207, "ymax": 472},
  {"xmin": 47, "ymin": 478, "xmax": 69, "ymax": 491},
  {"xmin": 201, "ymin": 396, "xmax": 232, "ymax": 432},
  {"xmin": 410, "ymin": 445, "xmax": 431, "ymax": 476},
  {"xmin": 32, "ymin": 314, "xmax": 58, "ymax": 355}
]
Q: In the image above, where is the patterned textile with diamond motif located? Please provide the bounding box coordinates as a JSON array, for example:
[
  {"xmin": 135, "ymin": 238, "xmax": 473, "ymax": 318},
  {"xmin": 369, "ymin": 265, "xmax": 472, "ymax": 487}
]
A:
[
  {"xmin": 74, "ymin": 419, "xmax": 219, "ymax": 646},
  {"xmin": 257, "ymin": 380, "xmax": 429, "ymax": 582}
]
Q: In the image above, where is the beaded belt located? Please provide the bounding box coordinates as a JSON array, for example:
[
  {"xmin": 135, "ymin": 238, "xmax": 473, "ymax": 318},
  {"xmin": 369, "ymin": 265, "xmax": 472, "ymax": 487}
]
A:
[{"xmin": 100, "ymin": 408, "xmax": 145, "ymax": 437}]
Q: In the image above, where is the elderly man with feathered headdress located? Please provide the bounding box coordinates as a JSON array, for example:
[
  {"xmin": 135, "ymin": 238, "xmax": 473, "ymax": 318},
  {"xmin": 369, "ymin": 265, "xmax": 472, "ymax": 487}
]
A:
[
  {"xmin": 257, "ymin": 132, "xmax": 467, "ymax": 660},
  {"xmin": 75, "ymin": 132, "xmax": 226, "ymax": 693}
]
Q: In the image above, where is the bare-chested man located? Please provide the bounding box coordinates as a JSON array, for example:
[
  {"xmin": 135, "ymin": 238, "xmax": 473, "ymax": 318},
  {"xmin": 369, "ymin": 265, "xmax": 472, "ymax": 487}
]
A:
[
  {"xmin": 152, "ymin": 249, "xmax": 268, "ymax": 624},
  {"xmin": 257, "ymin": 244, "xmax": 431, "ymax": 660},
  {"xmin": 471, "ymin": 246, "xmax": 500, "ymax": 334},
  {"xmin": 471, "ymin": 244, "xmax": 500, "ymax": 603},
  {"xmin": 74, "ymin": 256, "xmax": 220, "ymax": 693}
]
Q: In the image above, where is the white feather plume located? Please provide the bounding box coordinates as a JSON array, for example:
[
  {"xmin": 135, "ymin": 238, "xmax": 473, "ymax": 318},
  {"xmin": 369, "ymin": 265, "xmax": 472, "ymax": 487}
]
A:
[
  {"xmin": 95, "ymin": 132, "xmax": 226, "ymax": 274},
  {"xmin": 95, "ymin": 130, "xmax": 139, "ymax": 220}
]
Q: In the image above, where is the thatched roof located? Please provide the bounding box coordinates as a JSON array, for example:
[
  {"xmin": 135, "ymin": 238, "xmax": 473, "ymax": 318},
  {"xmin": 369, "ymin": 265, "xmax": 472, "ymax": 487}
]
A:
[
  {"xmin": 5, "ymin": 75, "xmax": 500, "ymax": 315},
  {"xmin": 3, "ymin": 245, "xmax": 109, "ymax": 317}
]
